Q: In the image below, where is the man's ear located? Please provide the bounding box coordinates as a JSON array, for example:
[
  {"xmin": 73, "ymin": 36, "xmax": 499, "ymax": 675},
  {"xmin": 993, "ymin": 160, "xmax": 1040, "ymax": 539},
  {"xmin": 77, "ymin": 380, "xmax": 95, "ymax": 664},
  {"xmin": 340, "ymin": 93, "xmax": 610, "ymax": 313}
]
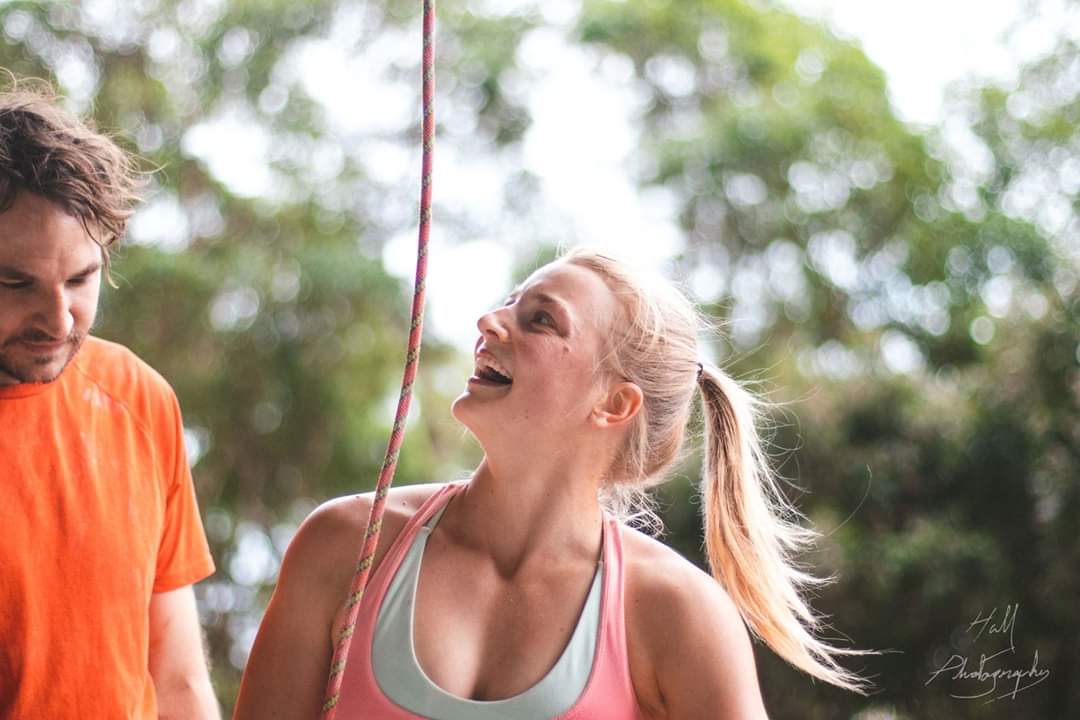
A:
[{"xmin": 591, "ymin": 381, "xmax": 643, "ymax": 429}]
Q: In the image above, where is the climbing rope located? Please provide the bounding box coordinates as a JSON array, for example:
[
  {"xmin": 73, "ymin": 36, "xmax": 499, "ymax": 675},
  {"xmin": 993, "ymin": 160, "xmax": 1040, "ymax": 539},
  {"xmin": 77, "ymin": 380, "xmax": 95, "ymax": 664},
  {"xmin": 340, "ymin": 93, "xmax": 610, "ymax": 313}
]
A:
[{"xmin": 320, "ymin": 0, "xmax": 435, "ymax": 714}]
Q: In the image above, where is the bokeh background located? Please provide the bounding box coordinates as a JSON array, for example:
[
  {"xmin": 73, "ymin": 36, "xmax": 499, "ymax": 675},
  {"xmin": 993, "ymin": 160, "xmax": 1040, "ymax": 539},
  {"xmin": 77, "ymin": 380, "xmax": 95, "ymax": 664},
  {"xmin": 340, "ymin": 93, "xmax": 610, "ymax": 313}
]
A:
[{"xmin": 2, "ymin": 0, "xmax": 1078, "ymax": 716}]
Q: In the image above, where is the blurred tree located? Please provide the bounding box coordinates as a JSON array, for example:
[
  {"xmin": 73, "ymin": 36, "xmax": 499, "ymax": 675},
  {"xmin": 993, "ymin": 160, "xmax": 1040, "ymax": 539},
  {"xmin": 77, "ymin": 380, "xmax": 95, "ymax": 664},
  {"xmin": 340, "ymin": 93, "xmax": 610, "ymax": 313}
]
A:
[{"xmin": 574, "ymin": 0, "xmax": 1078, "ymax": 717}]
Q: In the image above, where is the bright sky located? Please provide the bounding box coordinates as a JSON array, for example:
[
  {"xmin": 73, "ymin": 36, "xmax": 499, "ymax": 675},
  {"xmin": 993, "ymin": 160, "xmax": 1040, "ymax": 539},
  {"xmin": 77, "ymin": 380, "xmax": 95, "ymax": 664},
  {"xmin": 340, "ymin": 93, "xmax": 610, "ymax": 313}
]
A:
[
  {"xmin": 779, "ymin": 0, "xmax": 1068, "ymax": 126},
  {"xmin": 164, "ymin": 0, "xmax": 1064, "ymax": 350},
  {"xmin": 395, "ymin": 0, "xmax": 1054, "ymax": 348}
]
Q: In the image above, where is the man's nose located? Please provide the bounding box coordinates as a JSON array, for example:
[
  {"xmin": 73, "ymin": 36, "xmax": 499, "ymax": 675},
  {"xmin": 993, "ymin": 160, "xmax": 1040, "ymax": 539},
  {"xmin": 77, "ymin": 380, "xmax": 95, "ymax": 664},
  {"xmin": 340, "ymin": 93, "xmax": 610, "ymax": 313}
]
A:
[{"xmin": 34, "ymin": 285, "xmax": 74, "ymax": 339}]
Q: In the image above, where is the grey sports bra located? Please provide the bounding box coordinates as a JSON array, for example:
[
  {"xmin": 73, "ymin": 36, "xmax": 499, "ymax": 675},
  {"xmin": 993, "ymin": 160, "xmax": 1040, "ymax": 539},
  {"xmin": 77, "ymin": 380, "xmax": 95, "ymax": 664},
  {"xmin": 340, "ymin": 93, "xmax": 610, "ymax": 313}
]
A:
[{"xmin": 370, "ymin": 499, "xmax": 604, "ymax": 719}]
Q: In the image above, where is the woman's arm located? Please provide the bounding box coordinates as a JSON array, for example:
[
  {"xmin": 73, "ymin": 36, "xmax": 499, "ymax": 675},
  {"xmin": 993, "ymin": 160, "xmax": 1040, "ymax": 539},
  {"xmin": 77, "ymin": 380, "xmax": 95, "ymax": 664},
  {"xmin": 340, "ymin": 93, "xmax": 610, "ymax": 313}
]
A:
[
  {"xmin": 658, "ymin": 573, "xmax": 770, "ymax": 718},
  {"xmin": 626, "ymin": 532, "xmax": 770, "ymax": 720},
  {"xmin": 233, "ymin": 483, "xmax": 445, "ymax": 719},
  {"xmin": 232, "ymin": 496, "xmax": 366, "ymax": 719}
]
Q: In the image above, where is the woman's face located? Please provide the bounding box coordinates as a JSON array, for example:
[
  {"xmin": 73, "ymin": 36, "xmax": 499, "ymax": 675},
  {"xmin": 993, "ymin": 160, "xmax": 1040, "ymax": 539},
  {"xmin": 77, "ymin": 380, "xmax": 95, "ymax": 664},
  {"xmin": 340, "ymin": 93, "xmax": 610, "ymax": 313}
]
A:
[{"xmin": 451, "ymin": 261, "xmax": 624, "ymax": 449}]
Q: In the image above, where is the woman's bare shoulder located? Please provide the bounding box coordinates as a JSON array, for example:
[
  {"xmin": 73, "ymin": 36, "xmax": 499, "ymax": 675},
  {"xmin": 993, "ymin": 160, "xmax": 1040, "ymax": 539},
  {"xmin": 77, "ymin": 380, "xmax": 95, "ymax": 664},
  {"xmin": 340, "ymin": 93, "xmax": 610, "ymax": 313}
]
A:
[
  {"xmin": 234, "ymin": 482, "xmax": 458, "ymax": 719},
  {"xmin": 620, "ymin": 525, "xmax": 767, "ymax": 719},
  {"xmin": 298, "ymin": 482, "xmax": 451, "ymax": 559},
  {"xmin": 280, "ymin": 482, "xmax": 454, "ymax": 611},
  {"xmin": 620, "ymin": 525, "xmax": 717, "ymax": 599},
  {"xmin": 621, "ymin": 524, "xmax": 748, "ymax": 639},
  {"xmin": 307, "ymin": 482, "xmax": 451, "ymax": 537}
]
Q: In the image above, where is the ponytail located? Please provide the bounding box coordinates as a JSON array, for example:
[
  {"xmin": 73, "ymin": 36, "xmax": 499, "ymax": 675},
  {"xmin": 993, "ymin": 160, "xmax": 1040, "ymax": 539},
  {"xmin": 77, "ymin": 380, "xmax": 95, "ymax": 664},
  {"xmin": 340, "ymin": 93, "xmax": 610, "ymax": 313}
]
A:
[
  {"xmin": 556, "ymin": 244, "xmax": 874, "ymax": 693},
  {"xmin": 698, "ymin": 363, "xmax": 875, "ymax": 693}
]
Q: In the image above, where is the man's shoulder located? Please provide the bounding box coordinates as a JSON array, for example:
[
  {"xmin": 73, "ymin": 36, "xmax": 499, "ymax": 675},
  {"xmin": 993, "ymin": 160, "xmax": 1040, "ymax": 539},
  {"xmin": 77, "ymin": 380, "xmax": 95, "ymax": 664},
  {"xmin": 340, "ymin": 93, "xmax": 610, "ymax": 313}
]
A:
[
  {"xmin": 78, "ymin": 335, "xmax": 153, "ymax": 372},
  {"xmin": 74, "ymin": 335, "xmax": 176, "ymax": 399}
]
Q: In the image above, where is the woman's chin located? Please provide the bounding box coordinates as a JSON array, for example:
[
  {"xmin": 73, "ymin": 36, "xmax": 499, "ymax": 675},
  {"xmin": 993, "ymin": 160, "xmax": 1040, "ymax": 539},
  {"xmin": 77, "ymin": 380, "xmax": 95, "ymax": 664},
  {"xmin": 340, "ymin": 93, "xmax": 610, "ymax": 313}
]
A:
[
  {"xmin": 449, "ymin": 396, "xmax": 483, "ymax": 427},
  {"xmin": 452, "ymin": 379, "xmax": 511, "ymax": 408},
  {"xmin": 450, "ymin": 400, "xmax": 504, "ymax": 440}
]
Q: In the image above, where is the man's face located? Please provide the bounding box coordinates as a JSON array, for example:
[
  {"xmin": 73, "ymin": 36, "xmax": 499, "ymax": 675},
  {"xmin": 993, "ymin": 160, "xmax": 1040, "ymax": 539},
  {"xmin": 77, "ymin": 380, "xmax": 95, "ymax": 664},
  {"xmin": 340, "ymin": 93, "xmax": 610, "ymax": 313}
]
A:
[{"xmin": 0, "ymin": 192, "xmax": 102, "ymax": 386}]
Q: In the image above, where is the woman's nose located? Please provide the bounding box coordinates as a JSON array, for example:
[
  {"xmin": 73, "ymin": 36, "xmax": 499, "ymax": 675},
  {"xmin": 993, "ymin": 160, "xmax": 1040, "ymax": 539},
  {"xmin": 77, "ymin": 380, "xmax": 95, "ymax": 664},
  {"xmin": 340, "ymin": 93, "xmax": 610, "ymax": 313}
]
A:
[{"xmin": 477, "ymin": 307, "xmax": 510, "ymax": 342}]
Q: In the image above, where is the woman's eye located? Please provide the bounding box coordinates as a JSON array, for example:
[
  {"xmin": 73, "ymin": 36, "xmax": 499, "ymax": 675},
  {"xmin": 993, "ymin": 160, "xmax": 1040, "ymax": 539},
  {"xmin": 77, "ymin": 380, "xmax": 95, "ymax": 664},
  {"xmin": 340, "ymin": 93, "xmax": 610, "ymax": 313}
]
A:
[{"xmin": 534, "ymin": 311, "xmax": 554, "ymax": 327}]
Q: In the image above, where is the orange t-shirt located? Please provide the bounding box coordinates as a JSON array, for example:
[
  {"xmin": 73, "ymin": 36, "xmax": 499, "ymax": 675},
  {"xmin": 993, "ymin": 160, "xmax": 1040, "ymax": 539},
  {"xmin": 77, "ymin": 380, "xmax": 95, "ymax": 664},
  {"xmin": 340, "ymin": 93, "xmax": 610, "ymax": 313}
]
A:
[{"xmin": 0, "ymin": 336, "xmax": 216, "ymax": 718}]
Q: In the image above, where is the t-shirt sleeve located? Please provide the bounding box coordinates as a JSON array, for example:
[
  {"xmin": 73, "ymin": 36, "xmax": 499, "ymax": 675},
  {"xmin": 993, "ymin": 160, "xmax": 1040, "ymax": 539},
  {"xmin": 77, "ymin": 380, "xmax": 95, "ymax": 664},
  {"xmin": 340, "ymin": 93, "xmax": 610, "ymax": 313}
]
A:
[{"xmin": 153, "ymin": 386, "xmax": 216, "ymax": 593}]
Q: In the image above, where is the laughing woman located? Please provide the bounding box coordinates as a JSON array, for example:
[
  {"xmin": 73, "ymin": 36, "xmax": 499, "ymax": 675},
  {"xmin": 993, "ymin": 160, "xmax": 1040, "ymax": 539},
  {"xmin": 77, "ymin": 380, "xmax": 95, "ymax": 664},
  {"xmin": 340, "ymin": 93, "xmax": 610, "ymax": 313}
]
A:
[{"xmin": 234, "ymin": 247, "xmax": 871, "ymax": 719}]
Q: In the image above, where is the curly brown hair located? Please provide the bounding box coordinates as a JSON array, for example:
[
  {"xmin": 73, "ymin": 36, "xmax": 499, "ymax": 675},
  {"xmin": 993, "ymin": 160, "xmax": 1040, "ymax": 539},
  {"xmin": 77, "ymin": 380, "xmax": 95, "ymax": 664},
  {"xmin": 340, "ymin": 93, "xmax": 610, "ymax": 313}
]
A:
[{"xmin": 0, "ymin": 74, "xmax": 141, "ymax": 277}]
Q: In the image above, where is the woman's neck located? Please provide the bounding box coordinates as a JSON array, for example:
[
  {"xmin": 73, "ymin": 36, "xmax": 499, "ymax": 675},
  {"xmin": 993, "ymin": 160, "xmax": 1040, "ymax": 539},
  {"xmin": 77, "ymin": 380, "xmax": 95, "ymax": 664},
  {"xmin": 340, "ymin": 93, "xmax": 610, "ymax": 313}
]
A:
[{"xmin": 440, "ymin": 457, "xmax": 605, "ymax": 578}]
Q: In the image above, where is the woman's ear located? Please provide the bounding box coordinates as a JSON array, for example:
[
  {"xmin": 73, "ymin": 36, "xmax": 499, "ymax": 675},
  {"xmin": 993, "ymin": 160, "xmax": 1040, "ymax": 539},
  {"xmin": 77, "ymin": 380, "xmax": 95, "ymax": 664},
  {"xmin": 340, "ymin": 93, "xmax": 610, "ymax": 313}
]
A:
[{"xmin": 591, "ymin": 381, "xmax": 643, "ymax": 429}]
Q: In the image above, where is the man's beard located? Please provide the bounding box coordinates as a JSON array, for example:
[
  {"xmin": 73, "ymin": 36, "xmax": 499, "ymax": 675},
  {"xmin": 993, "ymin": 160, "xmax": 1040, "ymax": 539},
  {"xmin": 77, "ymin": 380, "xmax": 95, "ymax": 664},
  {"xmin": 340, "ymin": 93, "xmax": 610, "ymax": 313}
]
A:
[{"xmin": 0, "ymin": 330, "xmax": 85, "ymax": 385}]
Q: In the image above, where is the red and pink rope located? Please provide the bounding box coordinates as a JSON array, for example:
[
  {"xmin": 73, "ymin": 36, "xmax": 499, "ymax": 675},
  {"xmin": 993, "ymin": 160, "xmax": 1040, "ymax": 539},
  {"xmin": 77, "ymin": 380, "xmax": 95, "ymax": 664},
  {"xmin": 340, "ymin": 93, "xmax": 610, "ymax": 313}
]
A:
[{"xmin": 320, "ymin": 0, "xmax": 435, "ymax": 714}]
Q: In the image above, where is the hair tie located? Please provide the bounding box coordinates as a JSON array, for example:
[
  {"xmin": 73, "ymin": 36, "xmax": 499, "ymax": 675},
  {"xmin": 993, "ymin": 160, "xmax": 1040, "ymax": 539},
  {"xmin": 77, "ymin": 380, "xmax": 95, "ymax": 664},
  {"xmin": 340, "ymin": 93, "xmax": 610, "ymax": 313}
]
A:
[{"xmin": 696, "ymin": 361, "xmax": 704, "ymax": 381}]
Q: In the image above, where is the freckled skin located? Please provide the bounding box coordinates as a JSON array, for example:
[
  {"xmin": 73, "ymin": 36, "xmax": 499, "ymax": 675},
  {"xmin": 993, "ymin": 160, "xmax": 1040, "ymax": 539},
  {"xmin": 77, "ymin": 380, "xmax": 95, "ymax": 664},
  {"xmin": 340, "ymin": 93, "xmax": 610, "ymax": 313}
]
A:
[
  {"xmin": 0, "ymin": 192, "xmax": 102, "ymax": 386},
  {"xmin": 451, "ymin": 262, "xmax": 620, "ymax": 458}
]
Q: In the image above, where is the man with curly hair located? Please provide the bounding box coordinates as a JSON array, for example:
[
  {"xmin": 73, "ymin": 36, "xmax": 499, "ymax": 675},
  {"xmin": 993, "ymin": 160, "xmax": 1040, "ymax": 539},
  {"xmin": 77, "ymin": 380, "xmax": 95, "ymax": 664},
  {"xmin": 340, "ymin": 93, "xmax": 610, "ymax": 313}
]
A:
[{"xmin": 0, "ymin": 77, "xmax": 219, "ymax": 719}]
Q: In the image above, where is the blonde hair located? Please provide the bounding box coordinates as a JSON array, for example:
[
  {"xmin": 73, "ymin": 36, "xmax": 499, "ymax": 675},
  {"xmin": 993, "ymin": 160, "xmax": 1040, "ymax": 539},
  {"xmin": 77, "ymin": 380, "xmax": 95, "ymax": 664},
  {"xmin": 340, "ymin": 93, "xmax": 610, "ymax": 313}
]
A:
[{"xmin": 559, "ymin": 245, "xmax": 874, "ymax": 694}]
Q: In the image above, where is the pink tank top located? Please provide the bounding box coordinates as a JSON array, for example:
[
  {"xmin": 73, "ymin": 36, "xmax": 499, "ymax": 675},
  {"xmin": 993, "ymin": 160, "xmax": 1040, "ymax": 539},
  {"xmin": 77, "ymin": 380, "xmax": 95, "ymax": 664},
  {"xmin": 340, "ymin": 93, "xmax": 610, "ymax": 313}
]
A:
[{"xmin": 335, "ymin": 482, "xmax": 643, "ymax": 719}]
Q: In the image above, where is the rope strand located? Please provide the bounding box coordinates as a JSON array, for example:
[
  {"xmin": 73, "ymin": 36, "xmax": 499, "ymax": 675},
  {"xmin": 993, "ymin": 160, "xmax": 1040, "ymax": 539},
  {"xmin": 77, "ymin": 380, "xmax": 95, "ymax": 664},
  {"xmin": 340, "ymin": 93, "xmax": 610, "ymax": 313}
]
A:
[{"xmin": 320, "ymin": 0, "xmax": 435, "ymax": 713}]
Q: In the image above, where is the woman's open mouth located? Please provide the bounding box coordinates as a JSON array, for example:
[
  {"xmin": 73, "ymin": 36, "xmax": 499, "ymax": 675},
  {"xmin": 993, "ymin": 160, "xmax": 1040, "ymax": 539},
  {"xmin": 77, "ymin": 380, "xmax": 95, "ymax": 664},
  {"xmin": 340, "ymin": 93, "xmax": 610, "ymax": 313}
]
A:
[
  {"xmin": 472, "ymin": 353, "xmax": 513, "ymax": 386},
  {"xmin": 468, "ymin": 371, "xmax": 512, "ymax": 387}
]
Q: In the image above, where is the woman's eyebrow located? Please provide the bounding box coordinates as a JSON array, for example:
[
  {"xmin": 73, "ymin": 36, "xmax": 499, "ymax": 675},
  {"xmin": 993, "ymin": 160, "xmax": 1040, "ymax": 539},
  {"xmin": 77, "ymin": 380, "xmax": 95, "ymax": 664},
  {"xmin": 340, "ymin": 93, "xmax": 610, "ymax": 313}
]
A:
[
  {"xmin": 504, "ymin": 290, "xmax": 569, "ymax": 311},
  {"xmin": 504, "ymin": 290, "xmax": 575, "ymax": 331}
]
